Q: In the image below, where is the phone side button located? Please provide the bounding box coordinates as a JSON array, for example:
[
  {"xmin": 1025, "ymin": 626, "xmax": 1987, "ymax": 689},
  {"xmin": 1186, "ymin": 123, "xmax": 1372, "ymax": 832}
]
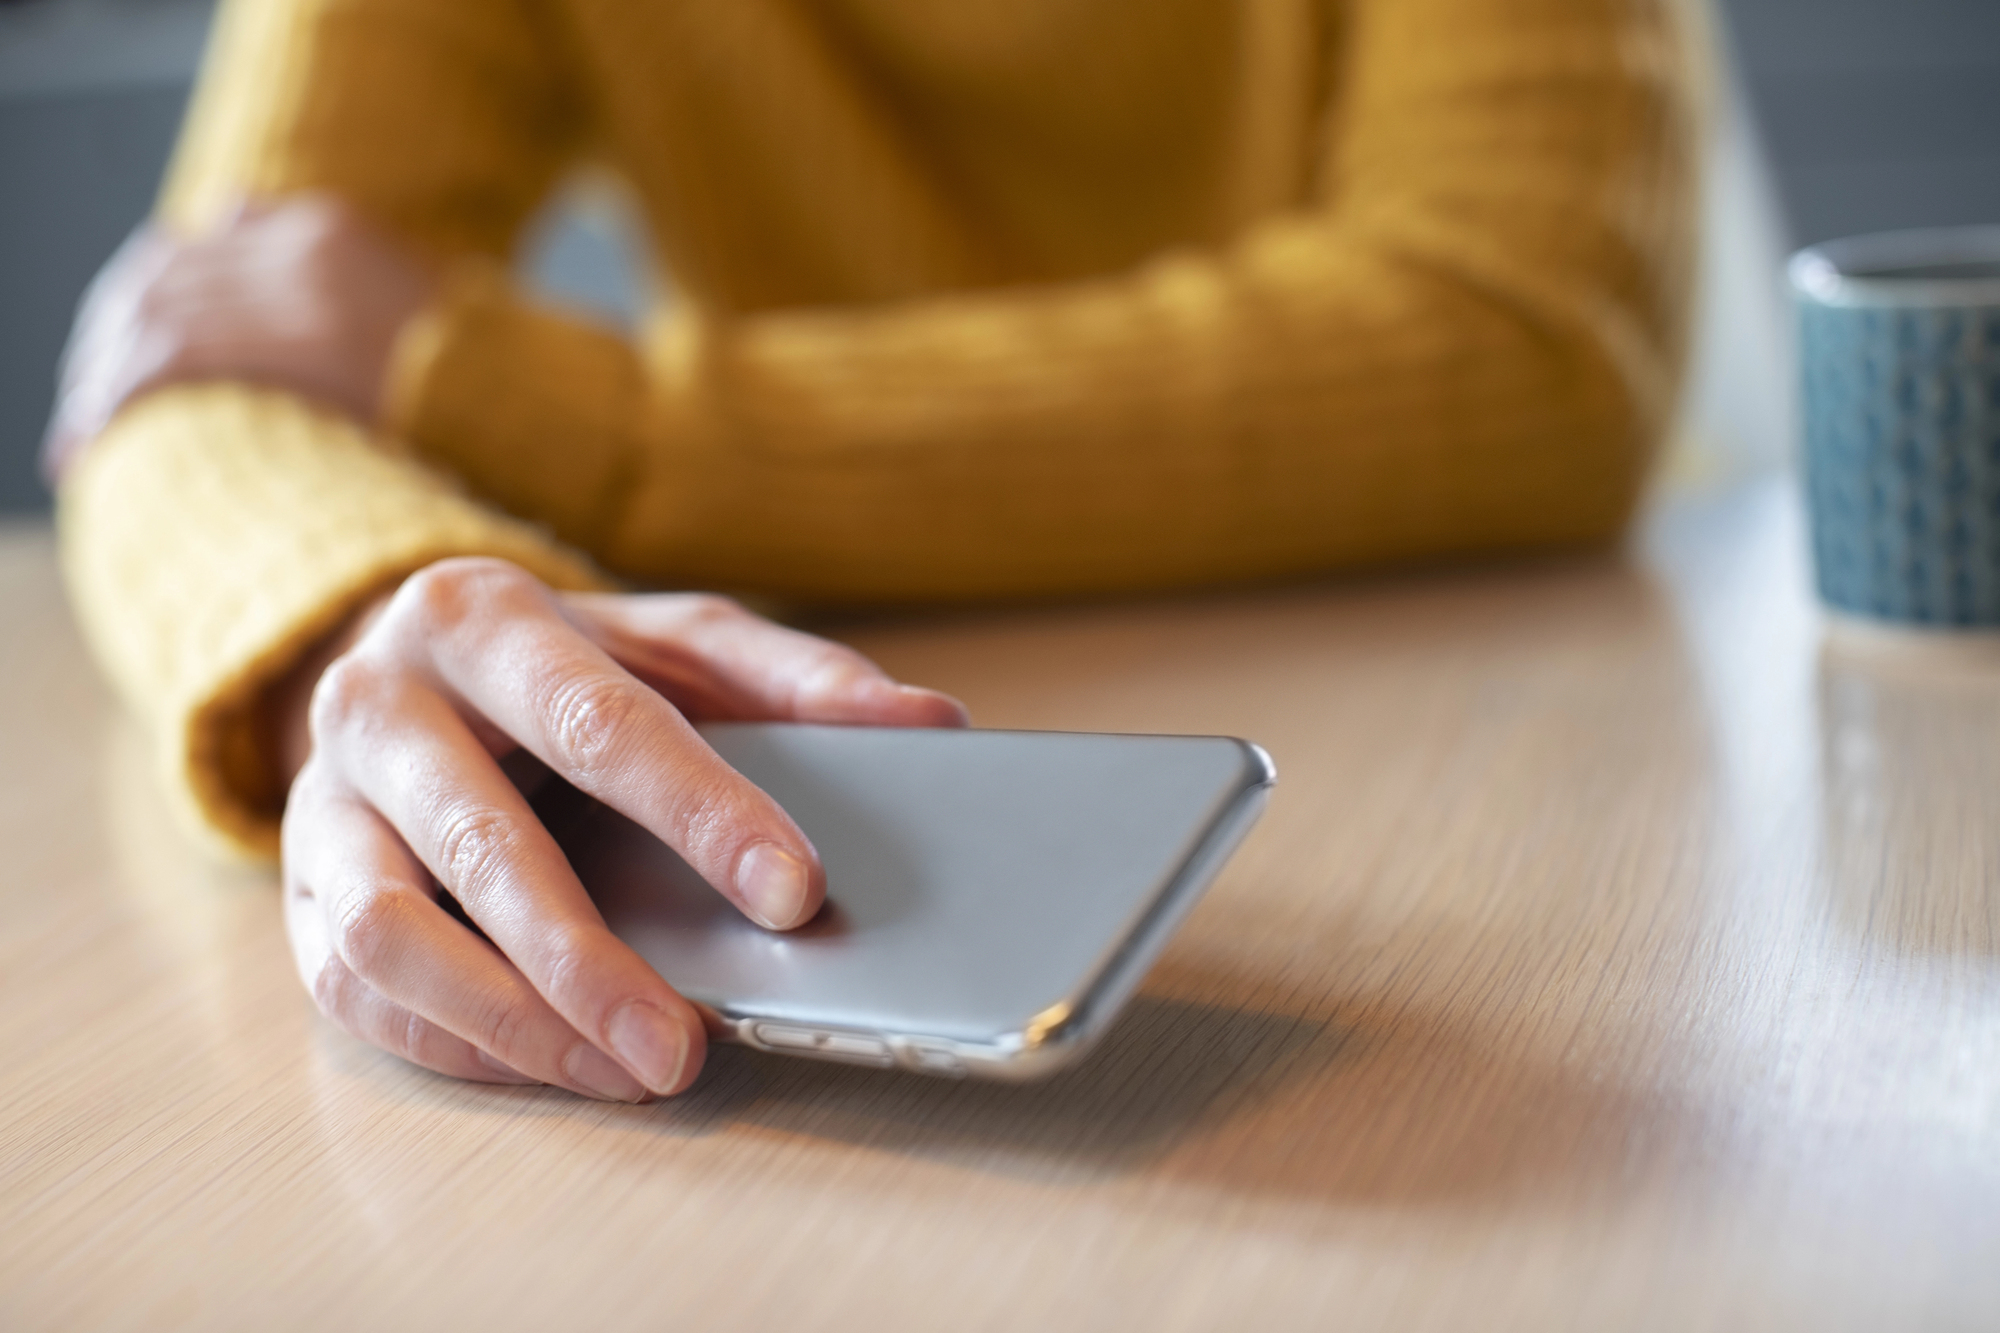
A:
[
  {"xmin": 751, "ymin": 1023, "xmax": 823, "ymax": 1051},
  {"xmin": 902, "ymin": 1044, "xmax": 967, "ymax": 1078},
  {"xmin": 752, "ymin": 1024, "xmax": 896, "ymax": 1066},
  {"xmin": 820, "ymin": 1033, "xmax": 892, "ymax": 1061}
]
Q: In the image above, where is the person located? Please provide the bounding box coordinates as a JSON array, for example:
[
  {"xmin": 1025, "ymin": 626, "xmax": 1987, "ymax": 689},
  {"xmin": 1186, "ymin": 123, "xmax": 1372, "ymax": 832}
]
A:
[{"xmin": 48, "ymin": 0, "xmax": 1699, "ymax": 1101}]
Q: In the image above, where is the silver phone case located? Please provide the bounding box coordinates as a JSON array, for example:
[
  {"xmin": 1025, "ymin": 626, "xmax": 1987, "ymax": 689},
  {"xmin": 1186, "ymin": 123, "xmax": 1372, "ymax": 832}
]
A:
[{"xmin": 546, "ymin": 724, "xmax": 1274, "ymax": 1081}]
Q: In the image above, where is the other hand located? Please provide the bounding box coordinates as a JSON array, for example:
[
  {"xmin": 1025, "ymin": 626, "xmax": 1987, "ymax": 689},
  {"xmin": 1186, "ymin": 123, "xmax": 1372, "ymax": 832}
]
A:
[
  {"xmin": 43, "ymin": 194, "xmax": 433, "ymax": 481},
  {"xmin": 280, "ymin": 558, "xmax": 968, "ymax": 1100}
]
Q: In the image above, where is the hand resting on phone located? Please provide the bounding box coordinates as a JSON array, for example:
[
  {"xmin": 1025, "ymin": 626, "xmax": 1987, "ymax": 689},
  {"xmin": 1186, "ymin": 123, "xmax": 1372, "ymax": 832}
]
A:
[
  {"xmin": 276, "ymin": 566, "xmax": 968, "ymax": 1101},
  {"xmin": 48, "ymin": 195, "xmax": 970, "ymax": 1101}
]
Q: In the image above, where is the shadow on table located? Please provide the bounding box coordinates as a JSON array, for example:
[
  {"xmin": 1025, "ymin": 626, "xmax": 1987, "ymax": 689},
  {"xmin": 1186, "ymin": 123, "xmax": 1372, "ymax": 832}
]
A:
[
  {"xmin": 648, "ymin": 991, "xmax": 1335, "ymax": 1173},
  {"xmin": 593, "ymin": 971, "xmax": 1697, "ymax": 1212}
]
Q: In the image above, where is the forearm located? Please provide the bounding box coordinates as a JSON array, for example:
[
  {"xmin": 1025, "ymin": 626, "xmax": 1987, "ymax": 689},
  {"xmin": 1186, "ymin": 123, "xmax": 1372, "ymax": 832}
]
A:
[
  {"xmin": 608, "ymin": 237, "xmax": 1660, "ymax": 601},
  {"xmin": 393, "ymin": 222, "xmax": 1673, "ymax": 604}
]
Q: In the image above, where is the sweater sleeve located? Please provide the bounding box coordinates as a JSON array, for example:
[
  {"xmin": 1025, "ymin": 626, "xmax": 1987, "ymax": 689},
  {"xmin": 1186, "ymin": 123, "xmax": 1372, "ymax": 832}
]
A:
[
  {"xmin": 57, "ymin": 0, "xmax": 606, "ymax": 859},
  {"xmin": 61, "ymin": 389, "xmax": 605, "ymax": 859},
  {"xmin": 389, "ymin": 0, "xmax": 1698, "ymax": 602}
]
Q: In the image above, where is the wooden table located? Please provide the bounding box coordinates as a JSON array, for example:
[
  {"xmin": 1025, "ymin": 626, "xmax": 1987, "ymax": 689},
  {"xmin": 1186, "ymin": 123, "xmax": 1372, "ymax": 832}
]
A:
[{"xmin": 4, "ymin": 477, "xmax": 1998, "ymax": 1331}]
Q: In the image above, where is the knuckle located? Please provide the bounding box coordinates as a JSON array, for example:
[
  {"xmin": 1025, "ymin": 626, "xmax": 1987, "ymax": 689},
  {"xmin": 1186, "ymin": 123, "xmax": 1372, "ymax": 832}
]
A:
[
  {"xmin": 129, "ymin": 297, "xmax": 194, "ymax": 355},
  {"xmin": 534, "ymin": 924, "xmax": 597, "ymax": 1008},
  {"xmin": 433, "ymin": 804, "xmax": 520, "ymax": 895},
  {"xmin": 293, "ymin": 198, "xmax": 342, "ymax": 238},
  {"xmin": 395, "ymin": 558, "xmax": 540, "ymax": 632},
  {"xmin": 286, "ymin": 751, "xmax": 338, "ymax": 811},
  {"xmin": 129, "ymin": 277, "xmax": 175, "ymax": 327},
  {"xmin": 792, "ymin": 647, "xmax": 871, "ymax": 702},
  {"xmin": 677, "ymin": 592, "xmax": 745, "ymax": 624},
  {"xmin": 142, "ymin": 334, "xmax": 199, "ymax": 388},
  {"xmin": 294, "ymin": 193, "xmax": 348, "ymax": 229},
  {"xmin": 307, "ymin": 653, "xmax": 391, "ymax": 743},
  {"xmin": 398, "ymin": 1008, "xmax": 442, "ymax": 1066},
  {"xmin": 469, "ymin": 992, "xmax": 531, "ymax": 1063},
  {"xmin": 544, "ymin": 675, "xmax": 647, "ymax": 778},
  {"xmin": 309, "ymin": 954, "xmax": 362, "ymax": 1030},
  {"xmin": 666, "ymin": 771, "xmax": 742, "ymax": 857},
  {"xmin": 330, "ymin": 884, "xmax": 420, "ymax": 979},
  {"xmin": 638, "ymin": 591, "xmax": 748, "ymax": 636}
]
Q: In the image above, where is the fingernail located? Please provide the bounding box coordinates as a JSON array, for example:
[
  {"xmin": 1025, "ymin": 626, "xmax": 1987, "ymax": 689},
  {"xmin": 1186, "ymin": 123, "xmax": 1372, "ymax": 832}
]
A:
[
  {"xmin": 563, "ymin": 1042, "xmax": 647, "ymax": 1102},
  {"xmin": 475, "ymin": 1049, "xmax": 540, "ymax": 1085},
  {"xmin": 904, "ymin": 686, "xmax": 970, "ymax": 725},
  {"xmin": 736, "ymin": 841, "xmax": 812, "ymax": 929},
  {"xmin": 606, "ymin": 1001, "xmax": 690, "ymax": 1094}
]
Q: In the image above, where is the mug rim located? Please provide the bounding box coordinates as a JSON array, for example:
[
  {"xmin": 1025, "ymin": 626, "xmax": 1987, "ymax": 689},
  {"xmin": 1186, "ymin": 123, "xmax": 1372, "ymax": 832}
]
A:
[{"xmin": 1790, "ymin": 225, "xmax": 2000, "ymax": 308}]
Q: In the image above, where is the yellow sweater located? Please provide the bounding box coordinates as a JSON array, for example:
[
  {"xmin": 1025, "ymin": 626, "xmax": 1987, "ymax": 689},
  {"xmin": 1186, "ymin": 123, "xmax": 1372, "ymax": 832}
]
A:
[{"xmin": 59, "ymin": 0, "xmax": 1698, "ymax": 858}]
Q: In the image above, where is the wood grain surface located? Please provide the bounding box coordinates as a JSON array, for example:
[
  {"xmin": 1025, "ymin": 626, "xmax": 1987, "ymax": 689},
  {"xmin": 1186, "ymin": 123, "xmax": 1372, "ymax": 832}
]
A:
[{"xmin": 3, "ymin": 477, "xmax": 1997, "ymax": 1331}]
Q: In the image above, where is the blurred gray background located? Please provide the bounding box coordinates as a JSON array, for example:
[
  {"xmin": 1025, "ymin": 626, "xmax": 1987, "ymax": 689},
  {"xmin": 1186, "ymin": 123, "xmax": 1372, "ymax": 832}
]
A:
[{"xmin": 1, "ymin": 0, "xmax": 1997, "ymax": 515}]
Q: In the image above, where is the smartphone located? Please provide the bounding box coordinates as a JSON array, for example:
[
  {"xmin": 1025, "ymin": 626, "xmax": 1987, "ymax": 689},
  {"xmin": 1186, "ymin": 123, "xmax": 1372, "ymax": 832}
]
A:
[{"xmin": 541, "ymin": 723, "xmax": 1275, "ymax": 1081}]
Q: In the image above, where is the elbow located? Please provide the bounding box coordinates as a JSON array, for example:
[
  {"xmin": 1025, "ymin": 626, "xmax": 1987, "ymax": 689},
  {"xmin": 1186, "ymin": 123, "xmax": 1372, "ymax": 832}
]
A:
[
  {"xmin": 1562, "ymin": 299, "xmax": 1690, "ymax": 548},
  {"xmin": 1504, "ymin": 350, "xmax": 1672, "ymax": 556},
  {"xmin": 1477, "ymin": 262, "xmax": 1691, "ymax": 556}
]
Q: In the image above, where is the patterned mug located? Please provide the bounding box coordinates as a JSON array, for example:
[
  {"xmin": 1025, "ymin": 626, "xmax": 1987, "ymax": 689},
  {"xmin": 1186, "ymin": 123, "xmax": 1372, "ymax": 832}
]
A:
[{"xmin": 1794, "ymin": 226, "xmax": 2000, "ymax": 628}]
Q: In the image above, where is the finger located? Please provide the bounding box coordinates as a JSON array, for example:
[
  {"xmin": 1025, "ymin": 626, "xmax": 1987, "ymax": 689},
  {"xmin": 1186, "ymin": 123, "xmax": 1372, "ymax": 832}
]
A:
[
  {"xmin": 43, "ymin": 227, "xmax": 177, "ymax": 476},
  {"xmin": 58, "ymin": 225, "xmax": 173, "ymax": 393},
  {"xmin": 214, "ymin": 193, "xmax": 282, "ymax": 231},
  {"xmin": 282, "ymin": 786, "xmax": 538, "ymax": 1085},
  {"xmin": 388, "ymin": 562, "xmax": 828, "ymax": 930},
  {"xmin": 42, "ymin": 324, "xmax": 161, "ymax": 480},
  {"xmin": 284, "ymin": 760, "xmax": 689, "ymax": 1099},
  {"xmin": 55, "ymin": 212, "xmax": 311, "ymax": 442},
  {"xmin": 285, "ymin": 767, "xmax": 642, "ymax": 1097},
  {"xmin": 303, "ymin": 946, "xmax": 538, "ymax": 1086},
  {"xmin": 67, "ymin": 234, "xmax": 320, "ymax": 436},
  {"xmin": 39, "ymin": 423, "xmax": 86, "ymax": 487},
  {"xmin": 308, "ymin": 654, "xmax": 708, "ymax": 1094},
  {"xmin": 567, "ymin": 592, "xmax": 970, "ymax": 727},
  {"xmin": 61, "ymin": 315, "xmax": 192, "ymax": 445}
]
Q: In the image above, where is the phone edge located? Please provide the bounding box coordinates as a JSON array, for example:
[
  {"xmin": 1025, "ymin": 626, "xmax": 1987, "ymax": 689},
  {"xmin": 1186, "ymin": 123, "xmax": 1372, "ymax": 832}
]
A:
[{"xmin": 718, "ymin": 736, "xmax": 1278, "ymax": 1082}]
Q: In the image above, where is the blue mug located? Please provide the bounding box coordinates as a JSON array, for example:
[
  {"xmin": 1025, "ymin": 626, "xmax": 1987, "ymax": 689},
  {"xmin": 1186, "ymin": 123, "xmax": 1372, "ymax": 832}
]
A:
[{"xmin": 1794, "ymin": 226, "xmax": 2000, "ymax": 627}]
